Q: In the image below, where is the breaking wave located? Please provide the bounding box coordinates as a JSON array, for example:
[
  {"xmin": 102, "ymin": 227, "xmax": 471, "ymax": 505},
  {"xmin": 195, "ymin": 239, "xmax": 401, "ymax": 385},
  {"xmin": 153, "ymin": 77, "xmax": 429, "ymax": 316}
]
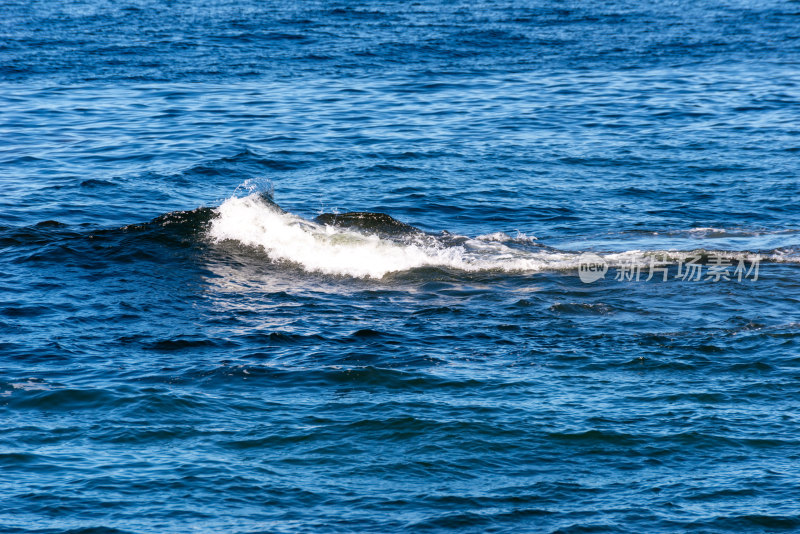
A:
[{"xmin": 207, "ymin": 193, "xmax": 800, "ymax": 279}]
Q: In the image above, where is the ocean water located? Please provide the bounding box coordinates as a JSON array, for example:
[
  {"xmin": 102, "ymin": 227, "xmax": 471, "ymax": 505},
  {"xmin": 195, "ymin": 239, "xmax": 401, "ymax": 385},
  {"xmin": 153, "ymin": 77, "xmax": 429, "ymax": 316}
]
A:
[{"xmin": 2, "ymin": 1, "xmax": 800, "ymax": 532}]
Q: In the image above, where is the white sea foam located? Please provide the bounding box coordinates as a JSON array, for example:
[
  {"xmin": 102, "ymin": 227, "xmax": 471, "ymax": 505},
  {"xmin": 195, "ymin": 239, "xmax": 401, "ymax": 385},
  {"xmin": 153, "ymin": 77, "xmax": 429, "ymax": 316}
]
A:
[
  {"xmin": 685, "ymin": 227, "xmax": 800, "ymax": 239},
  {"xmin": 475, "ymin": 231, "xmax": 537, "ymax": 243},
  {"xmin": 208, "ymin": 194, "xmax": 577, "ymax": 278},
  {"xmin": 208, "ymin": 194, "xmax": 798, "ymax": 278}
]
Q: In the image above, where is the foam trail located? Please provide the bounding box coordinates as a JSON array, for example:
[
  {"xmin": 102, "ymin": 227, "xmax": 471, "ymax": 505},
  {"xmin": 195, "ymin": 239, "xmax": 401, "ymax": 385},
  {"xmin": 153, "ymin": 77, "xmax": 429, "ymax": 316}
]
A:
[{"xmin": 208, "ymin": 194, "xmax": 796, "ymax": 278}]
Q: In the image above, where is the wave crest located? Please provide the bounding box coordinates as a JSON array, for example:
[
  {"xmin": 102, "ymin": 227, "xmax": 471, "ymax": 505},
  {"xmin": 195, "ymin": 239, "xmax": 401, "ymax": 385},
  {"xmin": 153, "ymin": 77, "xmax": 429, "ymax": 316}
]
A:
[
  {"xmin": 208, "ymin": 193, "xmax": 799, "ymax": 279},
  {"xmin": 208, "ymin": 194, "xmax": 578, "ymax": 278}
]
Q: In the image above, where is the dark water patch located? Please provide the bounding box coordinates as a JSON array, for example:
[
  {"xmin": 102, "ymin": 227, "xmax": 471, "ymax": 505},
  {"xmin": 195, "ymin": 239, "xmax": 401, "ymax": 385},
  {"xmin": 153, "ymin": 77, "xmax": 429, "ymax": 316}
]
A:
[
  {"xmin": 236, "ymin": 331, "xmax": 328, "ymax": 345},
  {"xmin": 0, "ymin": 305, "xmax": 54, "ymax": 318},
  {"xmin": 8, "ymin": 388, "xmax": 120, "ymax": 411},
  {"xmin": 349, "ymin": 328, "xmax": 386, "ymax": 338},
  {"xmin": 412, "ymin": 306, "xmax": 463, "ymax": 316},
  {"xmin": 0, "ymin": 452, "xmax": 42, "ymax": 466},
  {"xmin": 80, "ymin": 179, "xmax": 116, "ymax": 188},
  {"xmin": 145, "ymin": 337, "xmax": 231, "ymax": 351},
  {"xmin": 686, "ymin": 514, "xmax": 800, "ymax": 531},
  {"xmin": 315, "ymin": 211, "xmax": 419, "ymax": 236}
]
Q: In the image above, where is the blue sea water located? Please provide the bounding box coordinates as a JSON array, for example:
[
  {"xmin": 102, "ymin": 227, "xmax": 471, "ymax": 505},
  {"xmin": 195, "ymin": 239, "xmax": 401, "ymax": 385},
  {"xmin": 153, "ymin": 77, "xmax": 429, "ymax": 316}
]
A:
[{"xmin": 2, "ymin": 0, "xmax": 800, "ymax": 532}]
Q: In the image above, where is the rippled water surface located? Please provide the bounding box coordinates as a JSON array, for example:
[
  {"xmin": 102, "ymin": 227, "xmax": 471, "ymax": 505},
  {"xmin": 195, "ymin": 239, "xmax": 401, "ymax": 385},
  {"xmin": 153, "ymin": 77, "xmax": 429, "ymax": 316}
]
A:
[{"xmin": 2, "ymin": 1, "xmax": 800, "ymax": 532}]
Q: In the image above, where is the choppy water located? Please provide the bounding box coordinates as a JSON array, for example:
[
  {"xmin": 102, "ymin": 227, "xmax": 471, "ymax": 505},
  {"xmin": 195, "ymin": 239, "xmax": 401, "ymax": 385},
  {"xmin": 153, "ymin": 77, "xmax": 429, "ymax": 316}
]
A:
[{"xmin": 2, "ymin": 1, "xmax": 800, "ymax": 532}]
